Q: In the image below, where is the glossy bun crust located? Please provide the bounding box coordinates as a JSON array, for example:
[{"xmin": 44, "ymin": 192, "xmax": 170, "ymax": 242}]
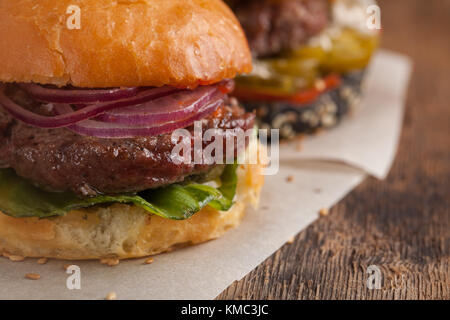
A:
[{"xmin": 0, "ymin": 0, "xmax": 251, "ymax": 88}]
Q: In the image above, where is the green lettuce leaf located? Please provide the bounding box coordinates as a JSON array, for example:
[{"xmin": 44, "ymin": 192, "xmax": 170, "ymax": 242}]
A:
[{"xmin": 0, "ymin": 164, "xmax": 238, "ymax": 220}]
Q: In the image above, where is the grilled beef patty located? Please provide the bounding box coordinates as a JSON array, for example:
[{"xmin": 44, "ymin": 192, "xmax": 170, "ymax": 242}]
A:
[
  {"xmin": 228, "ymin": 0, "xmax": 329, "ymax": 58},
  {"xmin": 0, "ymin": 95, "xmax": 254, "ymax": 196}
]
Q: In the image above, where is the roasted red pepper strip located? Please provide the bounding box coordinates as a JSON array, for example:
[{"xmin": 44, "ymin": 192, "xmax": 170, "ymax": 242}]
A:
[{"xmin": 233, "ymin": 74, "xmax": 341, "ymax": 106}]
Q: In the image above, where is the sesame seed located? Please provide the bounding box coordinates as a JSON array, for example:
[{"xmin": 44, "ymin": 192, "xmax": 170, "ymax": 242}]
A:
[
  {"xmin": 107, "ymin": 259, "xmax": 120, "ymax": 266},
  {"xmin": 106, "ymin": 292, "xmax": 117, "ymax": 300},
  {"xmin": 37, "ymin": 258, "xmax": 48, "ymax": 265},
  {"xmin": 287, "ymin": 236, "xmax": 295, "ymax": 244},
  {"xmin": 319, "ymin": 208, "xmax": 329, "ymax": 217},
  {"xmin": 100, "ymin": 258, "xmax": 120, "ymax": 267},
  {"xmin": 9, "ymin": 255, "xmax": 25, "ymax": 262},
  {"xmin": 286, "ymin": 175, "xmax": 294, "ymax": 183},
  {"xmin": 25, "ymin": 273, "xmax": 41, "ymax": 280},
  {"xmin": 144, "ymin": 258, "xmax": 154, "ymax": 265}
]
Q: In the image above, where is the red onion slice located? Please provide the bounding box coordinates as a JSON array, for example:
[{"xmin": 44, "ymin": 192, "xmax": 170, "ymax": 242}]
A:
[
  {"xmin": 18, "ymin": 84, "xmax": 139, "ymax": 104},
  {"xmin": 96, "ymin": 85, "xmax": 222, "ymax": 126},
  {"xmin": 55, "ymin": 98, "xmax": 223, "ymax": 138},
  {"xmin": 0, "ymin": 85, "xmax": 178, "ymax": 128},
  {"xmin": 0, "ymin": 80, "xmax": 234, "ymax": 137}
]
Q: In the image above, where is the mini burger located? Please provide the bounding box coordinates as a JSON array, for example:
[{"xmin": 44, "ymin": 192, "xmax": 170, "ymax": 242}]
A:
[
  {"xmin": 0, "ymin": 0, "xmax": 264, "ymax": 260},
  {"xmin": 226, "ymin": 0, "xmax": 380, "ymax": 139}
]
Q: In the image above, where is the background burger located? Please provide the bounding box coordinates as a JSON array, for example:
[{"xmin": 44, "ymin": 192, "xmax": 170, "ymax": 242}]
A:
[
  {"xmin": 0, "ymin": 0, "xmax": 264, "ymax": 260},
  {"xmin": 226, "ymin": 0, "xmax": 380, "ymax": 139}
]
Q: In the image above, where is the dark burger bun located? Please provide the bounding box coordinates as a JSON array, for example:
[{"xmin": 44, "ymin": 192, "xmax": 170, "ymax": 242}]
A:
[
  {"xmin": 0, "ymin": 0, "xmax": 252, "ymax": 88},
  {"xmin": 241, "ymin": 71, "xmax": 366, "ymax": 139}
]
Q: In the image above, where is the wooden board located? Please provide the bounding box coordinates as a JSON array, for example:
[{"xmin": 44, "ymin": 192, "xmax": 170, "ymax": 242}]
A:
[{"xmin": 217, "ymin": 0, "xmax": 450, "ymax": 300}]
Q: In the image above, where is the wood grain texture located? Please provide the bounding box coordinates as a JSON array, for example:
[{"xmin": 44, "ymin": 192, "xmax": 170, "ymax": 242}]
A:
[{"xmin": 217, "ymin": 0, "xmax": 450, "ymax": 300}]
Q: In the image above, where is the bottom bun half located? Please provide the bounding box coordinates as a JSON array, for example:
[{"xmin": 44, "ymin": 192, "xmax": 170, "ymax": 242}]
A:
[{"xmin": 0, "ymin": 162, "xmax": 264, "ymax": 260}]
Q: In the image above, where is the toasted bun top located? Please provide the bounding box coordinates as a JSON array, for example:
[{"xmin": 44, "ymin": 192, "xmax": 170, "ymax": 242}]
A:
[{"xmin": 0, "ymin": 0, "xmax": 251, "ymax": 88}]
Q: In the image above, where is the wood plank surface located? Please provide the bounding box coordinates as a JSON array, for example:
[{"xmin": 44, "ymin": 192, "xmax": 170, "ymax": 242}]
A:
[{"xmin": 217, "ymin": 0, "xmax": 450, "ymax": 300}]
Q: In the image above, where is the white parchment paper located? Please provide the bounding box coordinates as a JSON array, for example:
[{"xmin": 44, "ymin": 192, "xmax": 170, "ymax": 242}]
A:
[{"xmin": 0, "ymin": 50, "xmax": 412, "ymax": 300}]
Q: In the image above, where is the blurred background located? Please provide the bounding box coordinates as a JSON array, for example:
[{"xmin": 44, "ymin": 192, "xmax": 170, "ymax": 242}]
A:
[{"xmin": 219, "ymin": 0, "xmax": 450, "ymax": 300}]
